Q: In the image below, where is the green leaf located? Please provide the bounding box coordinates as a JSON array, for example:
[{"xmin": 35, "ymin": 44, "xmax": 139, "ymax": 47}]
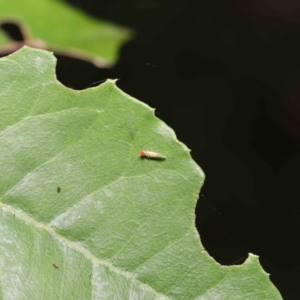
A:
[
  {"xmin": 0, "ymin": 47, "xmax": 282, "ymax": 299},
  {"xmin": 0, "ymin": 0, "xmax": 131, "ymax": 64}
]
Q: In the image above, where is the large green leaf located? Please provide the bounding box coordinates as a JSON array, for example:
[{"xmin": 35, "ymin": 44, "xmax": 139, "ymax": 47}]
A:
[
  {"xmin": 0, "ymin": 47, "xmax": 281, "ymax": 299},
  {"xmin": 0, "ymin": 0, "xmax": 131, "ymax": 64}
]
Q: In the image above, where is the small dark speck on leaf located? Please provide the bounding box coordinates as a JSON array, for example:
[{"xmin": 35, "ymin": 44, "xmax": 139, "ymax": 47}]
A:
[
  {"xmin": 53, "ymin": 263, "xmax": 59, "ymax": 269},
  {"xmin": 57, "ymin": 186, "xmax": 61, "ymax": 193}
]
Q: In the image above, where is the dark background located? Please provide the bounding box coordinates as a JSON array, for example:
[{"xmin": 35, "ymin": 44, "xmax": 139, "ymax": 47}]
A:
[{"xmin": 4, "ymin": 0, "xmax": 300, "ymax": 298}]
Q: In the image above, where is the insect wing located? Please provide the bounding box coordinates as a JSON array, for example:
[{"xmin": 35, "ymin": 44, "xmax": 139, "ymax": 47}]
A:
[{"xmin": 140, "ymin": 150, "xmax": 166, "ymax": 159}]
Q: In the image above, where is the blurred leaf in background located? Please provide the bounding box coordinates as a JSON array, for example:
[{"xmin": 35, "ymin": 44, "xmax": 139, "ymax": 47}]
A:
[{"xmin": 0, "ymin": 0, "xmax": 132, "ymax": 65}]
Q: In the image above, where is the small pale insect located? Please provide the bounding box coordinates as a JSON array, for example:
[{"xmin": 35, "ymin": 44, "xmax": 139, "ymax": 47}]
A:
[
  {"xmin": 140, "ymin": 150, "xmax": 166, "ymax": 159},
  {"xmin": 53, "ymin": 263, "xmax": 59, "ymax": 269}
]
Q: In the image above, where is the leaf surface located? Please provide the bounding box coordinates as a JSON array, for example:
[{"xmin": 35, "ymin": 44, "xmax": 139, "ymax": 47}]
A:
[{"xmin": 0, "ymin": 47, "xmax": 282, "ymax": 299}]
